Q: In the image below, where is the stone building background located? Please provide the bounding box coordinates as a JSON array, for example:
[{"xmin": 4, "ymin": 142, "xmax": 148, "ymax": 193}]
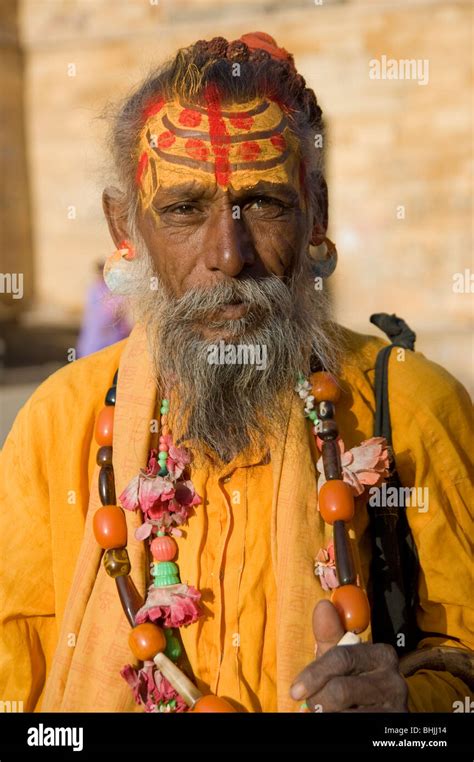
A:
[{"xmin": 0, "ymin": 0, "xmax": 472, "ymax": 439}]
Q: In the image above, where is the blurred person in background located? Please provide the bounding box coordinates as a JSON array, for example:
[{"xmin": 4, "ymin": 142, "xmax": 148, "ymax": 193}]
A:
[{"xmin": 76, "ymin": 260, "xmax": 132, "ymax": 358}]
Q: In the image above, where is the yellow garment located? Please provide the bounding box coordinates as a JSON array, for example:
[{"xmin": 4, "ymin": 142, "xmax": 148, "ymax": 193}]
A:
[
  {"xmin": 0, "ymin": 323, "xmax": 472, "ymax": 712},
  {"xmin": 177, "ymin": 446, "xmax": 276, "ymax": 711}
]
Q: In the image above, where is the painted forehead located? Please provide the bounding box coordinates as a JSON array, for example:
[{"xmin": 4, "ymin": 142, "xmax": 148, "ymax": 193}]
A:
[{"xmin": 135, "ymin": 88, "xmax": 302, "ymax": 207}]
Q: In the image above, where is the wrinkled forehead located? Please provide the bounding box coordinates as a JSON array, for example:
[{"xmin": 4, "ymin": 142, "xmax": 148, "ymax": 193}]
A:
[{"xmin": 135, "ymin": 90, "xmax": 303, "ymax": 207}]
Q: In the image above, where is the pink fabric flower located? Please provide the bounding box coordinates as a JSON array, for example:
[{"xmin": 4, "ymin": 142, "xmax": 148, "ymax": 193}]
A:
[
  {"xmin": 120, "ymin": 467, "xmax": 200, "ymax": 529},
  {"xmin": 136, "ymin": 583, "xmax": 201, "ymax": 628},
  {"xmin": 317, "ymin": 436, "xmax": 390, "ymax": 497},
  {"xmin": 314, "ymin": 541, "xmax": 339, "ymax": 591},
  {"xmin": 167, "ymin": 444, "xmax": 191, "ymax": 479},
  {"xmin": 120, "ymin": 472, "xmax": 174, "ymax": 513},
  {"xmin": 121, "ymin": 662, "xmax": 187, "ymax": 713},
  {"xmin": 145, "ymin": 448, "xmax": 160, "ymax": 477}
]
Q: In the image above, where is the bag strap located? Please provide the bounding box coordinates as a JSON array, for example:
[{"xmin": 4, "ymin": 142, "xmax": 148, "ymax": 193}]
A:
[
  {"xmin": 368, "ymin": 313, "xmax": 421, "ymax": 654},
  {"xmin": 371, "ymin": 313, "xmax": 416, "ymax": 446}
]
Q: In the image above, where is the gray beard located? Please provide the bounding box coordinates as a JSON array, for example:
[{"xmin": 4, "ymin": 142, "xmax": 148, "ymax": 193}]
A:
[{"xmin": 127, "ymin": 236, "xmax": 342, "ymax": 464}]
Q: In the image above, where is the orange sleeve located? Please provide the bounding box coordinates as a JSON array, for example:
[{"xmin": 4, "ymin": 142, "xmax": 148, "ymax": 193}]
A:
[
  {"xmin": 406, "ymin": 671, "xmax": 472, "ymax": 712},
  {"xmin": 389, "ymin": 350, "xmax": 474, "ymax": 712},
  {"xmin": 0, "ymin": 394, "xmax": 57, "ymax": 711}
]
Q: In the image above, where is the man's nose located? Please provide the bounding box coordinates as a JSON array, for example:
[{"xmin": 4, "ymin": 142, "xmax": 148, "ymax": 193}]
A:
[{"xmin": 204, "ymin": 205, "xmax": 255, "ymax": 277}]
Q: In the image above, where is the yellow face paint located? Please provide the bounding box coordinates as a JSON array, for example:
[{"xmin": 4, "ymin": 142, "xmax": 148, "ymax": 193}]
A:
[{"xmin": 135, "ymin": 89, "xmax": 303, "ymax": 213}]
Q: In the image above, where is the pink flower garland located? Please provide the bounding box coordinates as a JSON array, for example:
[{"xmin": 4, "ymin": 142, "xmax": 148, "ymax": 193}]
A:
[
  {"xmin": 118, "ymin": 403, "xmax": 391, "ymax": 706},
  {"xmin": 118, "ymin": 444, "xmax": 203, "ymax": 712}
]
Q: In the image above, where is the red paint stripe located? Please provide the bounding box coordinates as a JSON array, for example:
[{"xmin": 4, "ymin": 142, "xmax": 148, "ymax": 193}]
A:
[
  {"xmin": 203, "ymin": 83, "xmax": 231, "ymax": 186},
  {"xmin": 143, "ymin": 97, "xmax": 165, "ymax": 121}
]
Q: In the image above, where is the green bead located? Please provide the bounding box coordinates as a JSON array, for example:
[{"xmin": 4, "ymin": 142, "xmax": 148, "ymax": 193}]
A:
[
  {"xmin": 158, "ymin": 467, "xmax": 168, "ymax": 477},
  {"xmin": 152, "ymin": 561, "xmax": 180, "ymax": 586},
  {"xmin": 153, "ymin": 564, "xmax": 179, "ymax": 580},
  {"xmin": 158, "ymin": 451, "xmax": 168, "ymax": 460},
  {"xmin": 164, "ymin": 628, "xmax": 182, "ymax": 662},
  {"xmin": 154, "ymin": 575, "xmax": 180, "ymax": 587},
  {"xmin": 309, "ymin": 411, "xmax": 318, "ymax": 421}
]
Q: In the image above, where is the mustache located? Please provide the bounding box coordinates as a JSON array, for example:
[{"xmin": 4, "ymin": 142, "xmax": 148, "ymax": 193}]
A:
[{"xmin": 163, "ymin": 276, "xmax": 293, "ymax": 324}]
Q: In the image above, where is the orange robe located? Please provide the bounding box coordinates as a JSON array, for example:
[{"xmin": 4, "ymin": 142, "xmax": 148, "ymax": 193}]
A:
[{"xmin": 0, "ymin": 323, "xmax": 472, "ymax": 712}]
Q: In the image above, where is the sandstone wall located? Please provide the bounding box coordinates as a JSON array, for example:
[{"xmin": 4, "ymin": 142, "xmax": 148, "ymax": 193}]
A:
[{"xmin": 2, "ymin": 0, "xmax": 473, "ymax": 390}]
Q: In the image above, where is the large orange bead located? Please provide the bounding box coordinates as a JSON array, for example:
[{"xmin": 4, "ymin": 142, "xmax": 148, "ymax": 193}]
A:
[
  {"xmin": 93, "ymin": 505, "xmax": 127, "ymax": 549},
  {"xmin": 331, "ymin": 584, "xmax": 370, "ymax": 634},
  {"xmin": 129, "ymin": 623, "xmax": 166, "ymax": 661},
  {"xmin": 95, "ymin": 406, "xmax": 115, "ymax": 446},
  {"xmin": 191, "ymin": 695, "xmax": 237, "ymax": 713},
  {"xmin": 318, "ymin": 480, "xmax": 354, "ymax": 524},
  {"xmin": 312, "ymin": 372, "xmax": 341, "ymax": 403},
  {"xmin": 150, "ymin": 534, "xmax": 177, "ymax": 561}
]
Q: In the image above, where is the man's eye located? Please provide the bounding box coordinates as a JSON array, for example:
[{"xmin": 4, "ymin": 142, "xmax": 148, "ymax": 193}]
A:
[
  {"xmin": 245, "ymin": 197, "xmax": 288, "ymax": 217},
  {"xmin": 247, "ymin": 197, "xmax": 277, "ymax": 210},
  {"xmin": 168, "ymin": 203, "xmax": 198, "ymax": 215}
]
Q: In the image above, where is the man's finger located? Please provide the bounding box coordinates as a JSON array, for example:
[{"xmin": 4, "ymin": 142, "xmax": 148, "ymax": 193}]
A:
[
  {"xmin": 306, "ymin": 673, "xmax": 386, "ymax": 712},
  {"xmin": 290, "ymin": 642, "xmax": 398, "ymax": 701},
  {"xmin": 312, "ymin": 599, "xmax": 345, "ymax": 658}
]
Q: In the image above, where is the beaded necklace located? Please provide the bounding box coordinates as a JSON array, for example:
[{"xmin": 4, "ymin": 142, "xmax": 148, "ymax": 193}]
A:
[{"xmin": 92, "ymin": 369, "xmax": 371, "ymax": 712}]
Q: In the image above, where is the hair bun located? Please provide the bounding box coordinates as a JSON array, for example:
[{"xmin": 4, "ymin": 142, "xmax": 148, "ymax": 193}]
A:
[
  {"xmin": 206, "ymin": 36, "xmax": 229, "ymax": 57},
  {"xmin": 226, "ymin": 40, "xmax": 250, "ymax": 62}
]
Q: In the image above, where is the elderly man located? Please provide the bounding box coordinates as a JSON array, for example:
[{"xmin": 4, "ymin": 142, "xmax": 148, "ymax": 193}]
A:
[{"xmin": 0, "ymin": 33, "xmax": 472, "ymax": 714}]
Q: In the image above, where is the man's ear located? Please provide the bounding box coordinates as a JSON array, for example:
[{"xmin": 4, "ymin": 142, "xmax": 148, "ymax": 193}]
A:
[
  {"xmin": 309, "ymin": 173, "xmax": 328, "ymax": 246},
  {"xmin": 102, "ymin": 186, "xmax": 131, "ymax": 248},
  {"xmin": 310, "ymin": 221, "xmax": 327, "ymax": 247}
]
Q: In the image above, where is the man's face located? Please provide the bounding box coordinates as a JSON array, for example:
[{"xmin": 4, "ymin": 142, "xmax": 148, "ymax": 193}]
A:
[{"xmin": 135, "ymin": 91, "xmax": 309, "ymax": 336}]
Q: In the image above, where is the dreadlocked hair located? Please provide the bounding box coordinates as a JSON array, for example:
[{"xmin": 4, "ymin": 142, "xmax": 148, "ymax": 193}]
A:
[{"xmin": 108, "ymin": 35, "xmax": 327, "ymax": 231}]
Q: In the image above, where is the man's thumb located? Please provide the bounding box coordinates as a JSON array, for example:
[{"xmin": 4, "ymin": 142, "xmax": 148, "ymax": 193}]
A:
[{"xmin": 313, "ymin": 599, "xmax": 345, "ymax": 658}]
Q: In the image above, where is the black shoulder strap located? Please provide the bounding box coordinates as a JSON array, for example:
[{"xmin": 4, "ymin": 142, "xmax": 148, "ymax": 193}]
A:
[{"xmin": 368, "ymin": 313, "xmax": 421, "ymax": 654}]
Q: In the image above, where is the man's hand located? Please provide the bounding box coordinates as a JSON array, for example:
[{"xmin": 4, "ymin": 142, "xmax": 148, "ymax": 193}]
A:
[{"xmin": 290, "ymin": 600, "xmax": 408, "ymax": 712}]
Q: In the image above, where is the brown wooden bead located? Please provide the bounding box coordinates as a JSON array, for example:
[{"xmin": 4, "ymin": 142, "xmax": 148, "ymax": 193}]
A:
[
  {"xmin": 96, "ymin": 446, "xmax": 113, "ymax": 467},
  {"xmin": 333, "ymin": 520, "xmax": 356, "ymax": 585},
  {"xmin": 93, "ymin": 505, "xmax": 127, "ymax": 549},
  {"xmin": 318, "ymin": 480, "xmax": 355, "ymax": 525},
  {"xmin": 322, "ymin": 440, "xmax": 342, "ymax": 480},
  {"xmin": 105, "ymin": 385, "xmax": 117, "ymax": 406},
  {"xmin": 95, "ymin": 406, "xmax": 115, "ymax": 446},
  {"xmin": 98, "ymin": 466, "xmax": 116, "ymax": 506},
  {"xmin": 103, "ymin": 548, "xmax": 131, "ymax": 578},
  {"xmin": 116, "ymin": 575, "xmax": 143, "ymax": 627},
  {"xmin": 312, "ymin": 372, "xmax": 341, "ymax": 403},
  {"xmin": 331, "ymin": 584, "xmax": 370, "ymax": 634},
  {"xmin": 129, "ymin": 622, "xmax": 167, "ymax": 661},
  {"xmin": 316, "ymin": 419, "xmax": 339, "ymax": 441}
]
